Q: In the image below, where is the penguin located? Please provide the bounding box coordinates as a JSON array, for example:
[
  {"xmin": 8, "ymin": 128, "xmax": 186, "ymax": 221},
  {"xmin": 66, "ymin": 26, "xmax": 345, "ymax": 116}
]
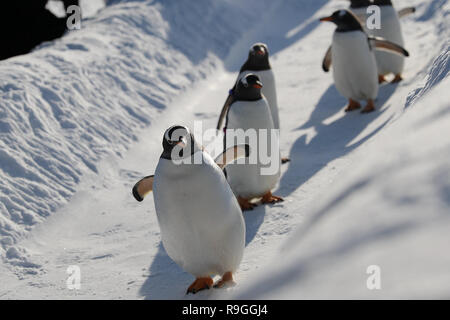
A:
[
  {"xmin": 132, "ymin": 125, "xmax": 249, "ymax": 294},
  {"xmin": 348, "ymin": 0, "xmax": 416, "ymax": 24},
  {"xmin": 320, "ymin": 9, "xmax": 409, "ymax": 113},
  {"xmin": 223, "ymin": 74, "xmax": 283, "ymax": 211},
  {"xmin": 348, "ymin": 0, "xmax": 415, "ymax": 83},
  {"xmin": 348, "ymin": 0, "xmax": 373, "ymax": 21},
  {"xmin": 217, "ymin": 43, "xmax": 290, "ymax": 163},
  {"xmin": 218, "ymin": 43, "xmax": 279, "ymax": 130}
]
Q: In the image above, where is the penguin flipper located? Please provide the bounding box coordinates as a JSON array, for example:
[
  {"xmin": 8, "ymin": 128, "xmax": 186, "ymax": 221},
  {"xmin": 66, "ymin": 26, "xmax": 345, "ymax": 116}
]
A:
[
  {"xmin": 322, "ymin": 45, "xmax": 332, "ymax": 72},
  {"xmin": 132, "ymin": 175, "xmax": 154, "ymax": 202},
  {"xmin": 214, "ymin": 144, "xmax": 250, "ymax": 170},
  {"xmin": 369, "ymin": 37, "xmax": 410, "ymax": 57},
  {"xmin": 398, "ymin": 7, "xmax": 416, "ymax": 18},
  {"xmin": 217, "ymin": 93, "xmax": 234, "ymax": 131}
]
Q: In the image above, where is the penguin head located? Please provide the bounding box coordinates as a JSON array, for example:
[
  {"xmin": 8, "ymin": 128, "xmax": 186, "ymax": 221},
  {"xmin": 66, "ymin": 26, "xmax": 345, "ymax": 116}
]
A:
[
  {"xmin": 349, "ymin": 0, "xmax": 372, "ymax": 8},
  {"xmin": 241, "ymin": 43, "xmax": 271, "ymax": 72},
  {"xmin": 234, "ymin": 74, "xmax": 263, "ymax": 101},
  {"xmin": 161, "ymin": 125, "xmax": 198, "ymax": 161},
  {"xmin": 320, "ymin": 9, "xmax": 363, "ymax": 32},
  {"xmin": 250, "ymin": 43, "xmax": 269, "ymax": 59}
]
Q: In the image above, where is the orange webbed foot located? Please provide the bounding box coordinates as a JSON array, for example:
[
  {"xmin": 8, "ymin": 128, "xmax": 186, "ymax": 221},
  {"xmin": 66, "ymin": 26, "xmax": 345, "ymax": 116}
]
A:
[
  {"xmin": 186, "ymin": 277, "xmax": 213, "ymax": 294},
  {"xmin": 345, "ymin": 99, "xmax": 361, "ymax": 112},
  {"xmin": 378, "ymin": 75, "xmax": 387, "ymax": 84},
  {"xmin": 237, "ymin": 196, "xmax": 257, "ymax": 211},
  {"xmin": 214, "ymin": 272, "xmax": 235, "ymax": 289},
  {"xmin": 391, "ymin": 74, "xmax": 403, "ymax": 83},
  {"xmin": 361, "ymin": 100, "xmax": 376, "ymax": 113},
  {"xmin": 281, "ymin": 157, "xmax": 291, "ymax": 164},
  {"xmin": 261, "ymin": 191, "xmax": 284, "ymax": 204}
]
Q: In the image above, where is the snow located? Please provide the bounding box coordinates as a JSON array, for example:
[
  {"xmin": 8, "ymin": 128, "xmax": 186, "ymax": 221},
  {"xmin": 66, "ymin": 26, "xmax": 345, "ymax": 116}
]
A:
[
  {"xmin": 234, "ymin": 77, "xmax": 450, "ymax": 299},
  {"xmin": 47, "ymin": 0, "xmax": 105, "ymax": 18},
  {"xmin": 0, "ymin": 0, "xmax": 270, "ymax": 264},
  {"xmin": 0, "ymin": 0, "xmax": 449, "ymax": 299}
]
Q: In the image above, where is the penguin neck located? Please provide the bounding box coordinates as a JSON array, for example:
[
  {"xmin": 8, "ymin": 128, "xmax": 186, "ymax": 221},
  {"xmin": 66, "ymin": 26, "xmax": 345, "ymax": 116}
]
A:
[
  {"xmin": 335, "ymin": 19, "xmax": 364, "ymax": 33},
  {"xmin": 373, "ymin": 0, "xmax": 392, "ymax": 6},
  {"xmin": 240, "ymin": 58, "xmax": 271, "ymax": 72},
  {"xmin": 336, "ymin": 25, "xmax": 363, "ymax": 33},
  {"xmin": 233, "ymin": 89, "xmax": 263, "ymax": 102},
  {"xmin": 350, "ymin": 0, "xmax": 371, "ymax": 8},
  {"xmin": 350, "ymin": 0, "xmax": 392, "ymax": 7}
]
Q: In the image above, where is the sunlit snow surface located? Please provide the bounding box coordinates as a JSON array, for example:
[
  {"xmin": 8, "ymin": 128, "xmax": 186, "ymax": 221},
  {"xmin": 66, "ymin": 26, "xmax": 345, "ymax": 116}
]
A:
[{"xmin": 47, "ymin": 0, "xmax": 106, "ymax": 18}]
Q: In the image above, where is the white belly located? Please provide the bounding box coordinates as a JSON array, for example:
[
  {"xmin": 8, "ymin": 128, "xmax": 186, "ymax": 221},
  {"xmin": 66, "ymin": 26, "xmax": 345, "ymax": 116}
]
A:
[
  {"xmin": 238, "ymin": 69, "xmax": 280, "ymax": 129},
  {"xmin": 153, "ymin": 154, "xmax": 245, "ymax": 277},
  {"xmin": 372, "ymin": 6, "xmax": 405, "ymax": 75},
  {"xmin": 351, "ymin": 6, "xmax": 405, "ymax": 75},
  {"xmin": 332, "ymin": 31, "xmax": 378, "ymax": 101},
  {"xmin": 225, "ymin": 99, "xmax": 280, "ymax": 199}
]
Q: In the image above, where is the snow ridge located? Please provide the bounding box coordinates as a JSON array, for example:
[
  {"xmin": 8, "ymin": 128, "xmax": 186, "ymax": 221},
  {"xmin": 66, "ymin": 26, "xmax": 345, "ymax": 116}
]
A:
[{"xmin": 0, "ymin": 0, "xmax": 270, "ymax": 258}]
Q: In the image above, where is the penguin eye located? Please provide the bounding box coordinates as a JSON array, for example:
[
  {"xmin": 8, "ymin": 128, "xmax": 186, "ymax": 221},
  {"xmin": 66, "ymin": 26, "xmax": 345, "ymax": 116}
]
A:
[
  {"xmin": 164, "ymin": 126, "xmax": 189, "ymax": 145},
  {"xmin": 168, "ymin": 135, "xmax": 186, "ymax": 146}
]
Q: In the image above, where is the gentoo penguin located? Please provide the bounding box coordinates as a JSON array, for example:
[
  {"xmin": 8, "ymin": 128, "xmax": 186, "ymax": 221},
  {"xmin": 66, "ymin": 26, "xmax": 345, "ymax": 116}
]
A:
[
  {"xmin": 218, "ymin": 43, "xmax": 279, "ymax": 130},
  {"xmin": 348, "ymin": 0, "xmax": 416, "ymax": 24},
  {"xmin": 218, "ymin": 43, "xmax": 290, "ymax": 163},
  {"xmin": 348, "ymin": 0, "xmax": 415, "ymax": 83},
  {"xmin": 320, "ymin": 10, "xmax": 409, "ymax": 113},
  {"xmin": 224, "ymin": 74, "xmax": 283, "ymax": 210},
  {"xmin": 132, "ymin": 125, "xmax": 248, "ymax": 294},
  {"xmin": 348, "ymin": 0, "xmax": 372, "ymax": 21}
]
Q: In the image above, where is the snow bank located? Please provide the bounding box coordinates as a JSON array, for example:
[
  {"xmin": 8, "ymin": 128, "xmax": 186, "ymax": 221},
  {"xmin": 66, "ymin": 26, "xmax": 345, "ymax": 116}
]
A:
[
  {"xmin": 233, "ymin": 6, "xmax": 450, "ymax": 298},
  {"xmin": 237, "ymin": 79, "xmax": 450, "ymax": 299},
  {"xmin": 47, "ymin": 0, "xmax": 105, "ymax": 18},
  {"xmin": 0, "ymin": 0, "xmax": 271, "ymax": 259}
]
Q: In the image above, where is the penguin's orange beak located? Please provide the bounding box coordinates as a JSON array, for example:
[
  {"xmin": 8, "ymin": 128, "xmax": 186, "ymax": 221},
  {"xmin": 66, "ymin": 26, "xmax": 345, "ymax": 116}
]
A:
[
  {"xmin": 320, "ymin": 16, "xmax": 334, "ymax": 22},
  {"xmin": 256, "ymin": 49, "xmax": 265, "ymax": 55},
  {"xmin": 176, "ymin": 136, "xmax": 187, "ymax": 148},
  {"xmin": 253, "ymin": 82, "xmax": 263, "ymax": 89}
]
